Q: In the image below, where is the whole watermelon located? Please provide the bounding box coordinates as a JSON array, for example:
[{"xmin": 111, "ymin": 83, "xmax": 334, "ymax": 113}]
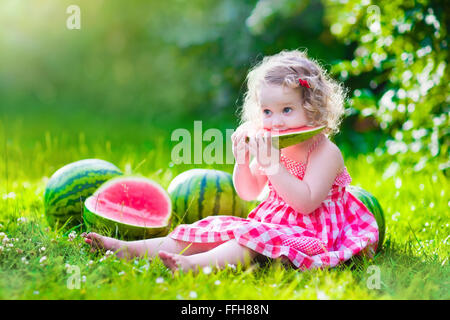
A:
[
  {"xmin": 44, "ymin": 159, "xmax": 122, "ymax": 229},
  {"xmin": 347, "ymin": 185, "xmax": 385, "ymax": 251},
  {"xmin": 168, "ymin": 169, "xmax": 249, "ymax": 224}
]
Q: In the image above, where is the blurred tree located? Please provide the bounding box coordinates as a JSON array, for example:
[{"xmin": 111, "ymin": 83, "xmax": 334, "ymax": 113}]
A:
[
  {"xmin": 1, "ymin": 0, "xmax": 447, "ymax": 173},
  {"xmin": 0, "ymin": 0, "xmax": 346, "ymax": 130},
  {"xmin": 158, "ymin": 0, "xmax": 348, "ymax": 126},
  {"xmin": 322, "ymin": 0, "xmax": 449, "ymax": 172}
]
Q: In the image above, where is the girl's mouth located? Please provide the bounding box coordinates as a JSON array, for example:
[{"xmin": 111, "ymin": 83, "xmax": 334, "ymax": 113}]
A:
[{"xmin": 264, "ymin": 126, "xmax": 309, "ymax": 133}]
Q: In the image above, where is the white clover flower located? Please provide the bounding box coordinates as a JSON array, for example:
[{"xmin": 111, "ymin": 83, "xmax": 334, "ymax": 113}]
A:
[
  {"xmin": 317, "ymin": 290, "xmax": 330, "ymax": 300},
  {"xmin": 105, "ymin": 250, "xmax": 114, "ymax": 257},
  {"xmin": 155, "ymin": 277, "xmax": 164, "ymax": 284},
  {"xmin": 1, "ymin": 234, "xmax": 9, "ymax": 244},
  {"xmin": 118, "ymin": 271, "xmax": 125, "ymax": 276},
  {"xmin": 189, "ymin": 291, "xmax": 198, "ymax": 299},
  {"xmin": 227, "ymin": 264, "xmax": 236, "ymax": 270},
  {"xmin": 39, "ymin": 256, "xmax": 47, "ymax": 264},
  {"xmin": 81, "ymin": 275, "xmax": 86, "ymax": 283},
  {"xmin": 214, "ymin": 280, "xmax": 221, "ymax": 286},
  {"xmin": 39, "ymin": 247, "xmax": 46, "ymax": 252},
  {"xmin": 21, "ymin": 257, "xmax": 29, "ymax": 265},
  {"xmin": 3, "ymin": 192, "xmax": 16, "ymax": 200},
  {"xmin": 68, "ymin": 231, "xmax": 77, "ymax": 241},
  {"xmin": 202, "ymin": 266, "xmax": 212, "ymax": 275},
  {"xmin": 17, "ymin": 217, "xmax": 27, "ymax": 223}
]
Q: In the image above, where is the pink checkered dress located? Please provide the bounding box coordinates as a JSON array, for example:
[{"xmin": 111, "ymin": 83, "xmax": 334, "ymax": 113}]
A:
[{"xmin": 169, "ymin": 138, "xmax": 379, "ymax": 270}]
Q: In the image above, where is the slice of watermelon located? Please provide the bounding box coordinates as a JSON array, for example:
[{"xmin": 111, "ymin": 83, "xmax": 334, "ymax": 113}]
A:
[
  {"xmin": 83, "ymin": 177, "xmax": 171, "ymax": 240},
  {"xmin": 245, "ymin": 125, "xmax": 326, "ymax": 149}
]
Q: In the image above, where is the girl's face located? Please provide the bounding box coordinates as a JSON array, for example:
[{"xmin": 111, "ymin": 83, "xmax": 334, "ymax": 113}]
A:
[{"xmin": 258, "ymin": 83, "xmax": 309, "ymax": 132}]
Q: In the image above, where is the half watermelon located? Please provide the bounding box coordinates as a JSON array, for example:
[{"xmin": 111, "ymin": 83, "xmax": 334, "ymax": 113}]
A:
[
  {"xmin": 246, "ymin": 125, "xmax": 326, "ymax": 149},
  {"xmin": 83, "ymin": 177, "xmax": 171, "ymax": 240}
]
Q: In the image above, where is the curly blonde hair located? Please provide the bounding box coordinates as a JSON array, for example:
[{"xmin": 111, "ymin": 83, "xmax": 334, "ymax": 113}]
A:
[{"xmin": 239, "ymin": 49, "xmax": 348, "ymax": 136}]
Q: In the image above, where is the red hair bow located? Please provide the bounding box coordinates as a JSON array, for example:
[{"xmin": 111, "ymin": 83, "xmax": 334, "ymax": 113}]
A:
[{"xmin": 298, "ymin": 78, "xmax": 310, "ymax": 88}]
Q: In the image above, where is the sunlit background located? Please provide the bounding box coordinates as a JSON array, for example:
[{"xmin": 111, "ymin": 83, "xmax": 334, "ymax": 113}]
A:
[
  {"xmin": 0, "ymin": 0, "xmax": 448, "ymax": 300},
  {"xmin": 0, "ymin": 0, "xmax": 448, "ymax": 177}
]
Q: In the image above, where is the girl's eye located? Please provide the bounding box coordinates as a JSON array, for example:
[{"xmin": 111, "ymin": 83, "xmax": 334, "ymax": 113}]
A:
[
  {"xmin": 263, "ymin": 109, "xmax": 272, "ymax": 116},
  {"xmin": 283, "ymin": 107, "xmax": 293, "ymax": 114}
]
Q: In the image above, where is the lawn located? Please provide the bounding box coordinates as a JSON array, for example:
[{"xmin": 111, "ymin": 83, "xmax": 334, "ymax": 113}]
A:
[{"xmin": 0, "ymin": 108, "xmax": 448, "ymax": 300}]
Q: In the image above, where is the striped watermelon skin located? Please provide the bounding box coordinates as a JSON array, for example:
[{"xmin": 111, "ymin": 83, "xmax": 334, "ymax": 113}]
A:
[
  {"xmin": 347, "ymin": 185, "xmax": 385, "ymax": 251},
  {"xmin": 44, "ymin": 159, "xmax": 122, "ymax": 228},
  {"xmin": 273, "ymin": 125, "xmax": 326, "ymax": 149},
  {"xmin": 168, "ymin": 169, "xmax": 248, "ymax": 224},
  {"xmin": 83, "ymin": 205, "xmax": 170, "ymax": 240},
  {"xmin": 245, "ymin": 126, "xmax": 326, "ymax": 149}
]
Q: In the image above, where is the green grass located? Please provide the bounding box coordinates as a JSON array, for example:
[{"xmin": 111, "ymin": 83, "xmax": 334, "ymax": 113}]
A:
[{"xmin": 0, "ymin": 110, "xmax": 448, "ymax": 300}]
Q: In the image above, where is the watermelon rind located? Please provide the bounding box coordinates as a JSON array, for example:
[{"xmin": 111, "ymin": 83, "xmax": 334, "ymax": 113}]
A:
[
  {"xmin": 347, "ymin": 185, "xmax": 385, "ymax": 251},
  {"xmin": 244, "ymin": 126, "xmax": 326, "ymax": 149},
  {"xmin": 273, "ymin": 125, "xmax": 326, "ymax": 149},
  {"xmin": 83, "ymin": 176, "xmax": 172, "ymax": 240},
  {"xmin": 44, "ymin": 159, "xmax": 123, "ymax": 228},
  {"xmin": 168, "ymin": 169, "xmax": 249, "ymax": 224}
]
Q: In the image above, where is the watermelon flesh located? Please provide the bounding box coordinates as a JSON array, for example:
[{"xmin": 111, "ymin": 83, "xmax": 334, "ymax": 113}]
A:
[
  {"xmin": 83, "ymin": 177, "xmax": 171, "ymax": 239},
  {"xmin": 245, "ymin": 125, "xmax": 326, "ymax": 149}
]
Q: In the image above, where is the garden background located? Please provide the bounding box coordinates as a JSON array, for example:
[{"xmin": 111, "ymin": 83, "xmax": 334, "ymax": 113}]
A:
[{"xmin": 0, "ymin": 0, "xmax": 448, "ymax": 299}]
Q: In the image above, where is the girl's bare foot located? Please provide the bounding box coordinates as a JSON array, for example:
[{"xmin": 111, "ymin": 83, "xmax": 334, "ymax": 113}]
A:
[
  {"xmin": 82, "ymin": 232, "xmax": 129, "ymax": 259},
  {"xmin": 159, "ymin": 250, "xmax": 198, "ymax": 273}
]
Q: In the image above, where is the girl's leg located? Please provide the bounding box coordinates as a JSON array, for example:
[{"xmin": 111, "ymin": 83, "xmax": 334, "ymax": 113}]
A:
[
  {"xmin": 82, "ymin": 232, "xmax": 225, "ymax": 259},
  {"xmin": 159, "ymin": 239, "xmax": 259, "ymax": 273}
]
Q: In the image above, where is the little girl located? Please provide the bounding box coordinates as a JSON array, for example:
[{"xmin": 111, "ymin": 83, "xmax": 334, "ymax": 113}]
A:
[{"xmin": 83, "ymin": 49, "xmax": 379, "ymax": 272}]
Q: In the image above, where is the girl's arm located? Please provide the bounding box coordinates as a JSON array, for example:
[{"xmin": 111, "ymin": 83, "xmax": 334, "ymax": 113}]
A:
[
  {"xmin": 266, "ymin": 141, "xmax": 344, "ymax": 214},
  {"xmin": 233, "ymin": 159, "xmax": 268, "ymax": 201},
  {"xmin": 231, "ymin": 123, "xmax": 268, "ymax": 201}
]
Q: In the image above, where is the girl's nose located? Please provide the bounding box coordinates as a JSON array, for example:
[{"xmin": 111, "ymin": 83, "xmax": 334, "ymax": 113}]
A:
[{"xmin": 271, "ymin": 116, "xmax": 285, "ymax": 129}]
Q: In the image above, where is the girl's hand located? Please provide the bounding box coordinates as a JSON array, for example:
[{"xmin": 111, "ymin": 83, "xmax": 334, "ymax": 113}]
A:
[
  {"xmin": 247, "ymin": 129, "xmax": 280, "ymax": 174},
  {"xmin": 231, "ymin": 123, "xmax": 253, "ymax": 165}
]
